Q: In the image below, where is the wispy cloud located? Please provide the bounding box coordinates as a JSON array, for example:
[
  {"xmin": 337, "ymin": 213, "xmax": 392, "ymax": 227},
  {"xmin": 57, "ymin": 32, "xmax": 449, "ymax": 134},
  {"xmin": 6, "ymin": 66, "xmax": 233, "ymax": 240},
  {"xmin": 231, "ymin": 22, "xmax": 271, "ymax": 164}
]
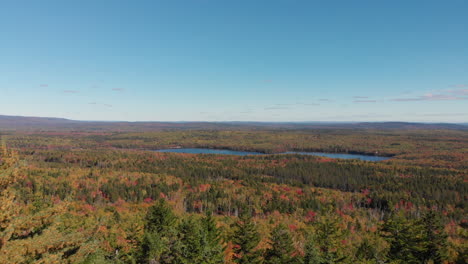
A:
[
  {"xmin": 88, "ymin": 102, "xmax": 113, "ymax": 108},
  {"xmin": 112, "ymin": 88, "xmax": 125, "ymax": 92},
  {"xmin": 264, "ymin": 106, "xmax": 292, "ymax": 110},
  {"xmin": 417, "ymin": 113, "xmax": 467, "ymax": 117},
  {"xmin": 353, "ymin": 100, "xmax": 377, "ymax": 103},
  {"xmin": 39, "ymin": 84, "xmax": 48, "ymax": 87},
  {"xmin": 319, "ymin": 99, "xmax": 331, "ymax": 102},
  {"xmin": 63, "ymin": 90, "xmax": 79, "ymax": 94},
  {"xmin": 297, "ymin": 103, "xmax": 320, "ymax": 106},
  {"xmin": 273, "ymin": 103, "xmax": 293, "ymax": 106},
  {"xmin": 449, "ymin": 84, "xmax": 468, "ymax": 88},
  {"xmin": 423, "ymin": 93, "xmax": 464, "ymax": 100},
  {"xmin": 327, "ymin": 114, "xmax": 392, "ymax": 119},
  {"xmin": 390, "ymin": 98, "xmax": 422, "ymax": 102},
  {"xmin": 447, "ymin": 89, "xmax": 468, "ymax": 95},
  {"xmin": 353, "ymin": 96, "xmax": 368, "ymax": 99},
  {"xmin": 391, "ymin": 93, "xmax": 468, "ymax": 102}
]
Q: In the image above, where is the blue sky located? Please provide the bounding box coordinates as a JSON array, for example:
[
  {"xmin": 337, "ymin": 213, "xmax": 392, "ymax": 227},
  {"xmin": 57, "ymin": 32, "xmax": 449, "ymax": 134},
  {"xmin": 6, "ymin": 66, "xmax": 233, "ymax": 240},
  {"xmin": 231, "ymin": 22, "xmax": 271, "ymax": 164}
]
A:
[{"xmin": 1, "ymin": 0, "xmax": 467, "ymax": 122}]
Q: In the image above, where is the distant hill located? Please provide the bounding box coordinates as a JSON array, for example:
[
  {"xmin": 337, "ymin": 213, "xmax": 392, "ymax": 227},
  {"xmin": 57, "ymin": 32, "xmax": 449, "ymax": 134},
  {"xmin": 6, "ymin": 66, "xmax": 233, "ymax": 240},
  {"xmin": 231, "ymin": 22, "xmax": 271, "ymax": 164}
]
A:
[
  {"xmin": 0, "ymin": 115, "xmax": 75, "ymax": 126},
  {"xmin": 0, "ymin": 115, "xmax": 231, "ymax": 131},
  {"xmin": 0, "ymin": 115, "xmax": 466, "ymax": 131},
  {"xmin": 351, "ymin": 122, "xmax": 468, "ymax": 130}
]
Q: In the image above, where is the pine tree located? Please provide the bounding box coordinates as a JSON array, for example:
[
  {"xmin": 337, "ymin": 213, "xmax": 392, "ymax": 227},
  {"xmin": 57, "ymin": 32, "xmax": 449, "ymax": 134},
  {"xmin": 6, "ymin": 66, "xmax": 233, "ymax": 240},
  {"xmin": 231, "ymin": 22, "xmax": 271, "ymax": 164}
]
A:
[
  {"xmin": 144, "ymin": 199, "xmax": 177, "ymax": 234},
  {"xmin": 303, "ymin": 237, "xmax": 324, "ymax": 264},
  {"xmin": 176, "ymin": 216, "xmax": 204, "ymax": 264},
  {"xmin": 355, "ymin": 237, "xmax": 382, "ymax": 263},
  {"xmin": 419, "ymin": 211, "xmax": 448, "ymax": 264},
  {"xmin": 264, "ymin": 224, "xmax": 299, "ymax": 264},
  {"xmin": 231, "ymin": 215, "xmax": 263, "ymax": 264},
  {"xmin": 313, "ymin": 216, "xmax": 347, "ymax": 263},
  {"xmin": 200, "ymin": 213, "xmax": 225, "ymax": 264},
  {"xmin": 380, "ymin": 213, "xmax": 426, "ymax": 264},
  {"xmin": 138, "ymin": 199, "xmax": 178, "ymax": 264}
]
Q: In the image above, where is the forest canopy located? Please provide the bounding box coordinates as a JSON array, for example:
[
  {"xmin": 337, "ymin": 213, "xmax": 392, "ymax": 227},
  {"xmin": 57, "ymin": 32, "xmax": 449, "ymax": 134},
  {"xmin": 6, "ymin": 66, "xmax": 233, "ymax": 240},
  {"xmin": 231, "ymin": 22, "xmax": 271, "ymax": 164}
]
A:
[{"xmin": 0, "ymin": 127, "xmax": 466, "ymax": 263}]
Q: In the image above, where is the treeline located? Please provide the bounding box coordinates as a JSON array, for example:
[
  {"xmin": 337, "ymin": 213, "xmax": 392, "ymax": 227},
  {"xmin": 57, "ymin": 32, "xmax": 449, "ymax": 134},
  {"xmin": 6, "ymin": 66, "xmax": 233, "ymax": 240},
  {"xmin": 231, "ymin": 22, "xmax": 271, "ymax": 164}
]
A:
[
  {"xmin": 1, "ymin": 130, "xmax": 467, "ymax": 263},
  {"xmin": 14, "ymin": 148, "xmax": 467, "ymax": 221},
  {"xmin": 5, "ymin": 128, "xmax": 468, "ymax": 169},
  {"xmin": 84, "ymin": 199, "xmax": 456, "ymax": 264}
]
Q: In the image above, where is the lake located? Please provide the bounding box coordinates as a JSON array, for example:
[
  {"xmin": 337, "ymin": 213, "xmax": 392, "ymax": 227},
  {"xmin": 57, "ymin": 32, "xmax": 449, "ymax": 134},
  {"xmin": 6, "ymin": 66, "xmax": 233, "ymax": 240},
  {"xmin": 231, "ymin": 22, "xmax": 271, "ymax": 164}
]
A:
[
  {"xmin": 282, "ymin": 151, "xmax": 389, "ymax": 161},
  {"xmin": 155, "ymin": 148, "xmax": 390, "ymax": 161}
]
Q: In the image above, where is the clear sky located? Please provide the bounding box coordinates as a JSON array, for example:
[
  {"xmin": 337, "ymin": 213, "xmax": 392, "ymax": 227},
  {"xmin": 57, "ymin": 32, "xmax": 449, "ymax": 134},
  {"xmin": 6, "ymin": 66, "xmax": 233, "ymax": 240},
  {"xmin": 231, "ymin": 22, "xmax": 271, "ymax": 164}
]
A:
[{"xmin": 1, "ymin": 0, "xmax": 467, "ymax": 122}]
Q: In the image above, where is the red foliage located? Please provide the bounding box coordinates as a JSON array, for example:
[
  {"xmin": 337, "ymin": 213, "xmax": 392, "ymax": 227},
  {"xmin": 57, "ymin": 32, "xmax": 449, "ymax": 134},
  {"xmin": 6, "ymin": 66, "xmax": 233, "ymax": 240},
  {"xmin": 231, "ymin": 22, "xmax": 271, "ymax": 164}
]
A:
[
  {"xmin": 305, "ymin": 211, "xmax": 317, "ymax": 222},
  {"xmin": 395, "ymin": 200, "xmax": 414, "ymax": 211},
  {"xmin": 336, "ymin": 209, "xmax": 345, "ymax": 217},
  {"xmin": 361, "ymin": 188, "xmax": 371, "ymax": 196},
  {"xmin": 82, "ymin": 203, "xmax": 96, "ymax": 214},
  {"xmin": 343, "ymin": 203, "xmax": 354, "ymax": 212},
  {"xmin": 25, "ymin": 181, "xmax": 33, "ymax": 188},
  {"xmin": 199, "ymin": 184, "xmax": 211, "ymax": 192}
]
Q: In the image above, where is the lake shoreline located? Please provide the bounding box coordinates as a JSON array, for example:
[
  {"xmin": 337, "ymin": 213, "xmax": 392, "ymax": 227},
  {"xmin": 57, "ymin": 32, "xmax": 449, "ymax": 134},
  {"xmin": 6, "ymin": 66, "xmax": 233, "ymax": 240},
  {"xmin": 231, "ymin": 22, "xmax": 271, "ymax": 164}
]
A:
[{"xmin": 154, "ymin": 147, "xmax": 391, "ymax": 161}]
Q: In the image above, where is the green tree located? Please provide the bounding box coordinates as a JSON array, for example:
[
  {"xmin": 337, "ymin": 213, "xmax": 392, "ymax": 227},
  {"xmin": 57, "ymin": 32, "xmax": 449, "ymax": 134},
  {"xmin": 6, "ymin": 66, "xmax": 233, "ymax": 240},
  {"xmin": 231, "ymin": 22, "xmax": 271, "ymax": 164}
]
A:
[
  {"xmin": 419, "ymin": 211, "xmax": 448, "ymax": 264},
  {"xmin": 264, "ymin": 224, "xmax": 299, "ymax": 264},
  {"xmin": 303, "ymin": 237, "xmax": 324, "ymax": 264},
  {"xmin": 200, "ymin": 213, "xmax": 225, "ymax": 264},
  {"xmin": 354, "ymin": 236, "xmax": 387, "ymax": 264},
  {"xmin": 313, "ymin": 216, "xmax": 347, "ymax": 263},
  {"xmin": 380, "ymin": 213, "xmax": 426, "ymax": 264},
  {"xmin": 138, "ymin": 199, "xmax": 178, "ymax": 264},
  {"xmin": 144, "ymin": 199, "xmax": 177, "ymax": 234},
  {"xmin": 231, "ymin": 215, "xmax": 263, "ymax": 264},
  {"xmin": 174, "ymin": 214, "xmax": 224, "ymax": 264},
  {"xmin": 176, "ymin": 216, "xmax": 204, "ymax": 263}
]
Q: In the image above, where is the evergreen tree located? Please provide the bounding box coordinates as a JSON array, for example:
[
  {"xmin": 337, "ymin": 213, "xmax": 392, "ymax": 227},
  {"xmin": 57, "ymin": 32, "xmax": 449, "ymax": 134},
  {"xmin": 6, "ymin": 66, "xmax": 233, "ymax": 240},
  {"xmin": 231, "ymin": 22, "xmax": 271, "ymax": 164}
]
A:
[
  {"xmin": 231, "ymin": 215, "xmax": 263, "ymax": 264},
  {"xmin": 200, "ymin": 213, "xmax": 225, "ymax": 264},
  {"xmin": 313, "ymin": 216, "xmax": 347, "ymax": 263},
  {"xmin": 380, "ymin": 213, "xmax": 426, "ymax": 264},
  {"xmin": 144, "ymin": 199, "xmax": 177, "ymax": 234},
  {"xmin": 175, "ymin": 214, "xmax": 225, "ymax": 264},
  {"xmin": 303, "ymin": 237, "xmax": 324, "ymax": 264},
  {"xmin": 419, "ymin": 211, "xmax": 449, "ymax": 264},
  {"xmin": 138, "ymin": 199, "xmax": 178, "ymax": 264},
  {"xmin": 264, "ymin": 224, "xmax": 299, "ymax": 264},
  {"xmin": 355, "ymin": 237, "xmax": 385, "ymax": 263},
  {"xmin": 176, "ymin": 216, "xmax": 204, "ymax": 263}
]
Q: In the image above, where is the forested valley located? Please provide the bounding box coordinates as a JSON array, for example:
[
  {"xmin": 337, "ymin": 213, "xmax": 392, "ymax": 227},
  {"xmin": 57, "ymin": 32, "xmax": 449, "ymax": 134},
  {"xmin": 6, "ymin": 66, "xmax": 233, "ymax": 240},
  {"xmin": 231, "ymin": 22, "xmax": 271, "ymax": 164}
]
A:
[{"xmin": 0, "ymin": 127, "xmax": 466, "ymax": 263}]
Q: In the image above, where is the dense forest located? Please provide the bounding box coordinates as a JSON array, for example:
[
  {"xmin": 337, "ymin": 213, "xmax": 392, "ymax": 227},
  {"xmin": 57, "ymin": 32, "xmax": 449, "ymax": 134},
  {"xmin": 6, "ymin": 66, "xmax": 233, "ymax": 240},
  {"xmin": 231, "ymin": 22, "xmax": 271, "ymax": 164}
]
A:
[{"xmin": 0, "ymin": 127, "xmax": 467, "ymax": 263}]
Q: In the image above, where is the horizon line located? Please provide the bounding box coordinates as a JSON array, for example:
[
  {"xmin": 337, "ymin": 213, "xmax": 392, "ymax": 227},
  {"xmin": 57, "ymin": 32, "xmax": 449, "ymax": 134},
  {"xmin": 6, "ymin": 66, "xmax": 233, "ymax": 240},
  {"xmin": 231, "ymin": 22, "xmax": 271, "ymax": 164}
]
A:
[{"xmin": 0, "ymin": 114, "xmax": 467, "ymax": 125}]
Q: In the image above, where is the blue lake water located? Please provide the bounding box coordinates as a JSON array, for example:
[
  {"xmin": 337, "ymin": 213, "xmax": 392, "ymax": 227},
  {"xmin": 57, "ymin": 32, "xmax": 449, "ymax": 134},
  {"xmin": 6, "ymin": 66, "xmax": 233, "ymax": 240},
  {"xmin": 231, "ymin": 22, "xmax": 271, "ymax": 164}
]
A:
[
  {"xmin": 155, "ymin": 148, "xmax": 390, "ymax": 161},
  {"xmin": 156, "ymin": 148, "xmax": 263, "ymax": 156},
  {"xmin": 282, "ymin": 151, "xmax": 390, "ymax": 161}
]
